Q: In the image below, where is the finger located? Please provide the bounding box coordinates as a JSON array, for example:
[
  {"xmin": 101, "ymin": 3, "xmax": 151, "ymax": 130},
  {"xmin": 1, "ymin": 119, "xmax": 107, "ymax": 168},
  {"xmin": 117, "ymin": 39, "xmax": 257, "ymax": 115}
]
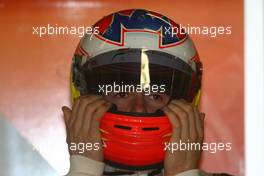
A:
[
  {"xmin": 195, "ymin": 109, "xmax": 205, "ymax": 142},
  {"xmin": 88, "ymin": 102, "xmax": 112, "ymax": 144},
  {"xmin": 167, "ymin": 102, "xmax": 190, "ymax": 141},
  {"xmin": 162, "ymin": 106, "xmax": 181, "ymax": 140},
  {"xmin": 81, "ymin": 99, "xmax": 108, "ymax": 132},
  {"xmin": 70, "ymin": 97, "xmax": 81, "ymax": 126},
  {"xmin": 200, "ymin": 112, "xmax": 205, "ymax": 129},
  {"xmin": 90, "ymin": 102, "xmax": 112, "ymax": 130},
  {"xmin": 77, "ymin": 95, "xmax": 103, "ymax": 120},
  {"xmin": 172, "ymin": 100, "xmax": 197, "ymax": 142},
  {"xmin": 62, "ymin": 106, "xmax": 72, "ymax": 128},
  {"xmin": 72, "ymin": 95, "xmax": 102, "ymax": 130}
]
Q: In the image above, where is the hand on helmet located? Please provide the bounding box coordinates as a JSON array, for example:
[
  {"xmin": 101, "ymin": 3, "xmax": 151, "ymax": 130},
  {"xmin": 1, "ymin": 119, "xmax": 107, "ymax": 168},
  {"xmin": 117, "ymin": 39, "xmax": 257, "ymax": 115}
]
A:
[
  {"xmin": 62, "ymin": 95, "xmax": 111, "ymax": 162},
  {"xmin": 162, "ymin": 99, "xmax": 205, "ymax": 176}
]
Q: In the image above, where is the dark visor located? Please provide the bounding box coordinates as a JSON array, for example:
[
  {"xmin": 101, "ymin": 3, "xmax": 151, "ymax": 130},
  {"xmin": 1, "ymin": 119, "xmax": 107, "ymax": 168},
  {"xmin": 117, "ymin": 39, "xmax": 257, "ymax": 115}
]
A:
[{"xmin": 73, "ymin": 48, "xmax": 198, "ymax": 102}]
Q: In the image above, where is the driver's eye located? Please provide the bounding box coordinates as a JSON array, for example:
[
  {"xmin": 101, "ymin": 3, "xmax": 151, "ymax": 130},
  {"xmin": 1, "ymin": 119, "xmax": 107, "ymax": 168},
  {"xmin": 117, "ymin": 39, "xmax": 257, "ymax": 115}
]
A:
[
  {"xmin": 148, "ymin": 94, "xmax": 162, "ymax": 101},
  {"xmin": 114, "ymin": 92, "xmax": 129, "ymax": 98}
]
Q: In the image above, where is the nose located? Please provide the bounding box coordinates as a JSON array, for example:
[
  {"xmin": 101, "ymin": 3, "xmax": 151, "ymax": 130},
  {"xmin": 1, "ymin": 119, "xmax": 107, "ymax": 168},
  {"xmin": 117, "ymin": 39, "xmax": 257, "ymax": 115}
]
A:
[{"xmin": 131, "ymin": 93, "xmax": 148, "ymax": 113}]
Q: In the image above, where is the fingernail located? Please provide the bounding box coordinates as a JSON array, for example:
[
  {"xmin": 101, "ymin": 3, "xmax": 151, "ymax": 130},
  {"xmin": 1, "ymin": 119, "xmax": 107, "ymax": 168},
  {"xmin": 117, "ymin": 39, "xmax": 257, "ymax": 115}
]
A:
[
  {"xmin": 180, "ymin": 98, "xmax": 186, "ymax": 102},
  {"xmin": 161, "ymin": 106, "xmax": 167, "ymax": 110},
  {"xmin": 200, "ymin": 112, "xmax": 205, "ymax": 119},
  {"xmin": 80, "ymin": 95, "xmax": 88, "ymax": 99}
]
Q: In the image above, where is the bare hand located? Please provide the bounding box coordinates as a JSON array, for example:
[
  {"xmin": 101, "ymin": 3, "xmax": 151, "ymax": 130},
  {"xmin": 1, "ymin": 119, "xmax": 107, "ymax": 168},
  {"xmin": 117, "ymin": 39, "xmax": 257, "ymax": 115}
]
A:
[
  {"xmin": 162, "ymin": 99, "xmax": 205, "ymax": 175},
  {"xmin": 62, "ymin": 95, "xmax": 111, "ymax": 162}
]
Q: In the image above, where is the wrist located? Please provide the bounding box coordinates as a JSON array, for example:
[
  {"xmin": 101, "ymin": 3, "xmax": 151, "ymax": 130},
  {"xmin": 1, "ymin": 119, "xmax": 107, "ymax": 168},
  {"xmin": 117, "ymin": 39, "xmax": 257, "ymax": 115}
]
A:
[
  {"xmin": 69, "ymin": 149, "xmax": 104, "ymax": 162},
  {"xmin": 164, "ymin": 165, "xmax": 197, "ymax": 176}
]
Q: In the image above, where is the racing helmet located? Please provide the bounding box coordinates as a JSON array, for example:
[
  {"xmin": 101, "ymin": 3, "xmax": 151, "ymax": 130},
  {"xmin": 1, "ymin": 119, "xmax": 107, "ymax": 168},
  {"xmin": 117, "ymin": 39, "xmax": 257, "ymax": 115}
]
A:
[{"xmin": 70, "ymin": 9, "xmax": 202, "ymax": 170}]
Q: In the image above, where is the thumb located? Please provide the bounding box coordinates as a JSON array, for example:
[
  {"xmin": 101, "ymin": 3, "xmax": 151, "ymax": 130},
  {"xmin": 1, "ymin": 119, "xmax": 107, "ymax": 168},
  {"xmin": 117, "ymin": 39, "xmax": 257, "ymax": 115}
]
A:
[
  {"xmin": 62, "ymin": 106, "xmax": 72, "ymax": 125},
  {"xmin": 200, "ymin": 112, "xmax": 205, "ymax": 120},
  {"xmin": 200, "ymin": 112, "xmax": 205, "ymax": 129}
]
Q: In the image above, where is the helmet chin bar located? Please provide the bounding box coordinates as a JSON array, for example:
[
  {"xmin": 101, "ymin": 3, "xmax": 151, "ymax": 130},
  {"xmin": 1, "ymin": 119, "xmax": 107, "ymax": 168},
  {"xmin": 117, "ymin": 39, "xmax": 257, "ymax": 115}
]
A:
[{"xmin": 100, "ymin": 104, "xmax": 172, "ymax": 170}]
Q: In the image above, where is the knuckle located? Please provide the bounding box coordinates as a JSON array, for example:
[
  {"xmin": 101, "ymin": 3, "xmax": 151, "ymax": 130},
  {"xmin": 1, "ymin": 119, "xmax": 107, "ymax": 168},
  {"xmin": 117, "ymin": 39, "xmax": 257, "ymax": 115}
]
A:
[
  {"xmin": 73, "ymin": 99, "xmax": 80, "ymax": 106},
  {"xmin": 171, "ymin": 100, "xmax": 179, "ymax": 104},
  {"xmin": 182, "ymin": 136, "xmax": 189, "ymax": 141},
  {"xmin": 82, "ymin": 98, "xmax": 90, "ymax": 104},
  {"xmin": 200, "ymin": 132, "xmax": 204, "ymax": 140},
  {"xmin": 76, "ymin": 96, "xmax": 84, "ymax": 102},
  {"xmin": 172, "ymin": 128, "xmax": 180, "ymax": 134},
  {"xmin": 167, "ymin": 111, "xmax": 175, "ymax": 117},
  {"xmin": 190, "ymin": 133, "xmax": 198, "ymax": 142},
  {"xmin": 164, "ymin": 109, "xmax": 174, "ymax": 117},
  {"xmin": 185, "ymin": 104, "xmax": 193, "ymax": 113},
  {"xmin": 178, "ymin": 111, "xmax": 188, "ymax": 119},
  {"xmin": 84, "ymin": 105, "xmax": 92, "ymax": 112}
]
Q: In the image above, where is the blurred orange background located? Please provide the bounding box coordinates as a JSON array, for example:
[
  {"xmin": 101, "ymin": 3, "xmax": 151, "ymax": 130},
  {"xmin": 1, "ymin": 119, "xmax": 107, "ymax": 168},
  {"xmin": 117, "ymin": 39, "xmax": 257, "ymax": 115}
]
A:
[{"xmin": 0, "ymin": 0, "xmax": 244, "ymax": 175}]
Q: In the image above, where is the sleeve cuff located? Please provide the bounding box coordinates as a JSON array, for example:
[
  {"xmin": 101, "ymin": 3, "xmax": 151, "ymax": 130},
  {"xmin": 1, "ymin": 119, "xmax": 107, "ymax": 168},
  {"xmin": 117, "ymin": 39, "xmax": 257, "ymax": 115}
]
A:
[
  {"xmin": 175, "ymin": 169, "xmax": 211, "ymax": 176},
  {"xmin": 69, "ymin": 155, "xmax": 105, "ymax": 176}
]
